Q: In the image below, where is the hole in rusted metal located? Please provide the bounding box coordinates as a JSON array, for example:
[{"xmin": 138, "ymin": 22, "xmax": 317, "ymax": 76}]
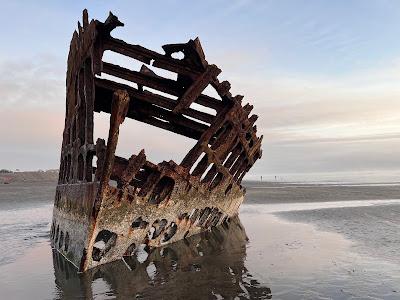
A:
[
  {"xmin": 189, "ymin": 208, "xmax": 199, "ymax": 223},
  {"xmin": 171, "ymin": 51, "xmax": 184, "ymax": 59},
  {"xmin": 131, "ymin": 216, "xmax": 143, "ymax": 228},
  {"xmin": 85, "ymin": 152, "xmax": 93, "ymax": 182},
  {"xmin": 184, "ymin": 230, "xmax": 189, "ymax": 239},
  {"xmin": 225, "ymin": 183, "xmax": 232, "ymax": 195},
  {"xmin": 200, "ymin": 164, "xmax": 214, "ymax": 182},
  {"xmin": 162, "ymin": 222, "xmax": 177, "ymax": 243},
  {"xmin": 245, "ymin": 131, "xmax": 252, "ymax": 141},
  {"xmin": 149, "ymin": 176, "xmax": 175, "ymax": 204},
  {"xmin": 203, "ymin": 208, "xmax": 217, "ymax": 228},
  {"xmin": 136, "ymin": 244, "xmax": 150, "ymax": 263},
  {"xmin": 190, "ymin": 153, "xmax": 206, "ymax": 175},
  {"xmin": 149, "ymin": 219, "xmax": 168, "ymax": 239},
  {"xmin": 124, "ymin": 243, "xmax": 136, "ymax": 256},
  {"xmin": 123, "ymin": 255, "xmax": 137, "ymax": 270},
  {"xmin": 178, "ymin": 213, "xmax": 188, "ymax": 220},
  {"xmin": 210, "ymin": 173, "xmax": 223, "ymax": 190},
  {"xmin": 92, "ymin": 230, "xmax": 117, "ymax": 261},
  {"xmin": 131, "ymin": 217, "xmax": 148, "ymax": 229},
  {"xmin": 211, "ymin": 212, "xmax": 223, "ymax": 227},
  {"xmin": 197, "ymin": 207, "xmax": 211, "ymax": 226},
  {"xmin": 108, "ymin": 179, "xmax": 118, "ymax": 187},
  {"xmin": 249, "ymin": 139, "xmax": 254, "ymax": 148}
]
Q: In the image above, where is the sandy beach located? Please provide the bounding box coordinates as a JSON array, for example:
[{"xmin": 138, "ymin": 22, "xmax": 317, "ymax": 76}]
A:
[
  {"xmin": 244, "ymin": 180, "xmax": 400, "ymax": 203},
  {"xmin": 0, "ymin": 180, "xmax": 399, "ymax": 299}
]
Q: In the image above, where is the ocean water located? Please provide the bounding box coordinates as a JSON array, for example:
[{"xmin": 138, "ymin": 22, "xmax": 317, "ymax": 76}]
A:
[
  {"xmin": 0, "ymin": 181, "xmax": 400, "ymax": 299},
  {"xmin": 247, "ymin": 169, "xmax": 400, "ymax": 184}
]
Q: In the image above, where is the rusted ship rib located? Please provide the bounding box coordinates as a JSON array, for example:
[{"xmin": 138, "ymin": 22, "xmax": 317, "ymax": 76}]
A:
[{"xmin": 51, "ymin": 10, "xmax": 263, "ymax": 272}]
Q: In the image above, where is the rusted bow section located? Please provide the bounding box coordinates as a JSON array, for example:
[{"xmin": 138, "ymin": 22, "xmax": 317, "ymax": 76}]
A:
[{"xmin": 51, "ymin": 10, "xmax": 262, "ymax": 272}]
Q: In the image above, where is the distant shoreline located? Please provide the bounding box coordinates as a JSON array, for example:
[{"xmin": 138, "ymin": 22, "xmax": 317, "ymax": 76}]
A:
[
  {"xmin": 0, "ymin": 171, "xmax": 58, "ymax": 184},
  {"xmin": 242, "ymin": 180, "xmax": 400, "ymax": 204},
  {"xmin": 1, "ymin": 170, "xmax": 398, "ymax": 186}
]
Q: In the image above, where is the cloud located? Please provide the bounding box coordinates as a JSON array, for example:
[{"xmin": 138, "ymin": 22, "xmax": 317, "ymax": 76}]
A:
[
  {"xmin": 0, "ymin": 55, "xmax": 64, "ymax": 109},
  {"xmin": 1, "ymin": 106, "xmax": 63, "ymax": 138},
  {"xmin": 218, "ymin": 57, "xmax": 400, "ymax": 144}
]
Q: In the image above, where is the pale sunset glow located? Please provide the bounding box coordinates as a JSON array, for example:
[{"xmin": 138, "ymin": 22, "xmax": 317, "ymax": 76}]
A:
[{"xmin": 1, "ymin": 1, "xmax": 399, "ymax": 180}]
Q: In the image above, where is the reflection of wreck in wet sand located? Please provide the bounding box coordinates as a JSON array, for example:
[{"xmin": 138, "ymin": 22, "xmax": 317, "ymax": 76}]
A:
[
  {"xmin": 50, "ymin": 10, "xmax": 263, "ymax": 272},
  {"xmin": 53, "ymin": 216, "xmax": 271, "ymax": 299}
]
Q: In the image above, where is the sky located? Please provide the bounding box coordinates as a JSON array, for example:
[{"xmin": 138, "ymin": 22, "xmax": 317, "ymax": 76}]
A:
[{"xmin": 1, "ymin": 0, "xmax": 400, "ymax": 180}]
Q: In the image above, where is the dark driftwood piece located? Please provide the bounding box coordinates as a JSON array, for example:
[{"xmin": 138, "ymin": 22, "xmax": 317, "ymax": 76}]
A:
[{"xmin": 51, "ymin": 10, "xmax": 263, "ymax": 272}]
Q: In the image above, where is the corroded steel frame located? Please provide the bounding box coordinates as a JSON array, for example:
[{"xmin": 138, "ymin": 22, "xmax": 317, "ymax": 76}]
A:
[{"xmin": 51, "ymin": 10, "xmax": 262, "ymax": 272}]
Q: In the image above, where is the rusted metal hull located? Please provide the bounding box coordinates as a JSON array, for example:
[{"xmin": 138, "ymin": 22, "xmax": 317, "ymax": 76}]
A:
[
  {"xmin": 51, "ymin": 10, "xmax": 262, "ymax": 272},
  {"xmin": 52, "ymin": 174, "xmax": 244, "ymax": 271}
]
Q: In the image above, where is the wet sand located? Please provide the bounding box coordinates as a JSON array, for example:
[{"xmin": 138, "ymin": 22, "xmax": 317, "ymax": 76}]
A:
[
  {"xmin": 0, "ymin": 181, "xmax": 400, "ymax": 299},
  {"xmin": 244, "ymin": 181, "xmax": 400, "ymax": 203},
  {"xmin": 242, "ymin": 208, "xmax": 400, "ymax": 299}
]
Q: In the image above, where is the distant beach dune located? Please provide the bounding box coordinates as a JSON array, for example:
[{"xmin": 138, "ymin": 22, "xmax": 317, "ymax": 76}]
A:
[{"xmin": 0, "ymin": 170, "xmax": 58, "ymax": 184}]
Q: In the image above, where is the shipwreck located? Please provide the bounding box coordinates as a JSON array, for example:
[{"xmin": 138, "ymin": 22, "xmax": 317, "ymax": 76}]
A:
[{"xmin": 51, "ymin": 10, "xmax": 263, "ymax": 272}]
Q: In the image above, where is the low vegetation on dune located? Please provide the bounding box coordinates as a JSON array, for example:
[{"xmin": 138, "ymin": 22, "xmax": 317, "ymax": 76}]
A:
[{"xmin": 0, "ymin": 170, "xmax": 58, "ymax": 184}]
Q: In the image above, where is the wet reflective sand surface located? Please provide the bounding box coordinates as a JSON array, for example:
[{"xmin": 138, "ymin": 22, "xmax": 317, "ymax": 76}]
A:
[
  {"xmin": 1, "ymin": 182, "xmax": 400, "ymax": 299},
  {"xmin": 0, "ymin": 214, "xmax": 273, "ymax": 299},
  {"xmin": 52, "ymin": 216, "xmax": 271, "ymax": 299}
]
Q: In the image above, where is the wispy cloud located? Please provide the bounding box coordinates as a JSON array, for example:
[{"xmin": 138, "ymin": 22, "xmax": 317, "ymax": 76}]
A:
[
  {"xmin": 0, "ymin": 55, "xmax": 64, "ymax": 109},
  {"xmin": 220, "ymin": 57, "xmax": 400, "ymax": 143}
]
